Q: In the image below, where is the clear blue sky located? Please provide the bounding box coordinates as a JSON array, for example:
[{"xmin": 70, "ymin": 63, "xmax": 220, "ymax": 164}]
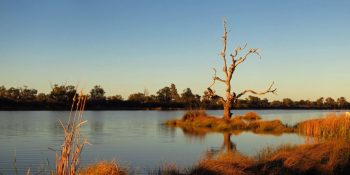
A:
[{"xmin": 1, "ymin": 0, "xmax": 349, "ymax": 100}]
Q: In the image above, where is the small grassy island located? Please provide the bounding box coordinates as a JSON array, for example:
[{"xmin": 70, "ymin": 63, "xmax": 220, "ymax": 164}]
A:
[{"xmin": 165, "ymin": 111, "xmax": 294, "ymax": 135}]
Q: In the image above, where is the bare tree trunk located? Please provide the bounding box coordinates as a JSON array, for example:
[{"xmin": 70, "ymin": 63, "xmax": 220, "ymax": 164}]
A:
[
  {"xmin": 223, "ymin": 89, "xmax": 232, "ymax": 119},
  {"xmin": 223, "ymin": 103, "xmax": 231, "ymax": 120}
]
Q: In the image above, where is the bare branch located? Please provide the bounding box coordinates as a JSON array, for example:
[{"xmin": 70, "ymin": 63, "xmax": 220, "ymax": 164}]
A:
[
  {"xmin": 236, "ymin": 82, "xmax": 277, "ymax": 99},
  {"xmin": 206, "ymin": 87, "xmax": 226, "ymax": 104},
  {"xmin": 235, "ymin": 48, "xmax": 261, "ymax": 67},
  {"xmin": 230, "ymin": 43, "xmax": 247, "ymax": 60},
  {"xmin": 207, "ymin": 68, "xmax": 227, "ymax": 102},
  {"xmin": 221, "ymin": 19, "xmax": 228, "ymax": 77},
  {"xmin": 213, "ymin": 68, "xmax": 226, "ymax": 83},
  {"xmin": 208, "ymin": 68, "xmax": 226, "ymax": 90}
]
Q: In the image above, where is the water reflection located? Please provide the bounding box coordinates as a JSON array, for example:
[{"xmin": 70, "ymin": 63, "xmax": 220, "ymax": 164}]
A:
[
  {"xmin": 91, "ymin": 120, "xmax": 104, "ymax": 133},
  {"xmin": 222, "ymin": 133, "xmax": 236, "ymax": 153},
  {"xmin": 174, "ymin": 123, "xmax": 305, "ymax": 158},
  {"xmin": 158, "ymin": 124, "xmax": 176, "ymax": 138},
  {"xmin": 0, "ymin": 110, "xmax": 333, "ymax": 173}
]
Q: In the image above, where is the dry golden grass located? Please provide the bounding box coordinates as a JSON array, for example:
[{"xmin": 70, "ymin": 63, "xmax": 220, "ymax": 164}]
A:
[
  {"xmin": 187, "ymin": 140, "xmax": 350, "ymax": 175},
  {"xmin": 254, "ymin": 140, "xmax": 350, "ymax": 175},
  {"xmin": 297, "ymin": 113, "xmax": 350, "ymax": 139},
  {"xmin": 247, "ymin": 120, "xmax": 293, "ymax": 135},
  {"xmin": 55, "ymin": 91, "xmax": 88, "ymax": 175},
  {"xmin": 78, "ymin": 161, "xmax": 126, "ymax": 175},
  {"xmin": 191, "ymin": 151, "xmax": 254, "ymax": 175},
  {"xmin": 182, "ymin": 110, "xmax": 207, "ymax": 121},
  {"xmin": 235, "ymin": 112, "xmax": 262, "ymax": 121},
  {"xmin": 255, "ymin": 144, "xmax": 296, "ymax": 162}
]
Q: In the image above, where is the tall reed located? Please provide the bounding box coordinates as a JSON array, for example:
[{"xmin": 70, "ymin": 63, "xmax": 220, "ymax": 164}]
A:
[
  {"xmin": 297, "ymin": 113, "xmax": 350, "ymax": 139},
  {"xmin": 55, "ymin": 91, "xmax": 88, "ymax": 175}
]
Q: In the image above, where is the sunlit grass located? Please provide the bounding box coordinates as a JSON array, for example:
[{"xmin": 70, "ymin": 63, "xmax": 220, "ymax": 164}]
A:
[
  {"xmin": 297, "ymin": 113, "xmax": 350, "ymax": 139},
  {"xmin": 78, "ymin": 161, "xmax": 126, "ymax": 175}
]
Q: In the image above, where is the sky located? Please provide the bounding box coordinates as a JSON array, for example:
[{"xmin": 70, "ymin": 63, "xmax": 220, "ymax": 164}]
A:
[{"xmin": 0, "ymin": 0, "xmax": 350, "ymax": 101}]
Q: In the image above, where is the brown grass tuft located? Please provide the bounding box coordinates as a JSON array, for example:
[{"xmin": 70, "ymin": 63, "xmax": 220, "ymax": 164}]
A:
[
  {"xmin": 191, "ymin": 151, "xmax": 254, "ymax": 175},
  {"xmin": 248, "ymin": 120, "xmax": 293, "ymax": 134},
  {"xmin": 253, "ymin": 140, "xmax": 350, "ymax": 175},
  {"xmin": 182, "ymin": 110, "xmax": 207, "ymax": 121},
  {"xmin": 238, "ymin": 112, "xmax": 262, "ymax": 121},
  {"xmin": 78, "ymin": 161, "xmax": 126, "ymax": 175}
]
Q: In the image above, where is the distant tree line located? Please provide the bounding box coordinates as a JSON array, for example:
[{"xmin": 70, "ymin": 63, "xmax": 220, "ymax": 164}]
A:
[{"xmin": 0, "ymin": 84, "xmax": 349, "ymax": 110}]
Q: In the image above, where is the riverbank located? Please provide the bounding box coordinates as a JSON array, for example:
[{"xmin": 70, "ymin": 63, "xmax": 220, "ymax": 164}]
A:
[{"xmin": 188, "ymin": 139, "xmax": 350, "ymax": 175}]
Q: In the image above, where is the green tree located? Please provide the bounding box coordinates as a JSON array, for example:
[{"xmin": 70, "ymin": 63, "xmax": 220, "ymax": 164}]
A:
[
  {"xmin": 36, "ymin": 93, "xmax": 47, "ymax": 102},
  {"xmin": 261, "ymin": 98, "xmax": 269, "ymax": 108},
  {"xmin": 19, "ymin": 86, "xmax": 37, "ymax": 101},
  {"xmin": 181, "ymin": 88, "xmax": 201, "ymax": 107},
  {"xmin": 337, "ymin": 97, "xmax": 348, "ymax": 109},
  {"xmin": 145, "ymin": 95, "xmax": 157, "ymax": 103},
  {"xmin": 49, "ymin": 84, "xmax": 77, "ymax": 103},
  {"xmin": 181, "ymin": 88, "xmax": 195, "ymax": 103},
  {"xmin": 282, "ymin": 98, "xmax": 294, "ymax": 107},
  {"xmin": 90, "ymin": 85, "xmax": 106, "ymax": 101},
  {"xmin": 315, "ymin": 97, "xmax": 324, "ymax": 108},
  {"xmin": 270, "ymin": 100, "xmax": 282, "ymax": 108},
  {"xmin": 247, "ymin": 96, "xmax": 261, "ymax": 108},
  {"xmin": 6, "ymin": 87, "xmax": 20, "ymax": 101},
  {"xmin": 128, "ymin": 92, "xmax": 146, "ymax": 103},
  {"xmin": 0, "ymin": 86, "xmax": 6, "ymax": 98},
  {"xmin": 202, "ymin": 90, "xmax": 222, "ymax": 108},
  {"xmin": 169, "ymin": 83, "xmax": 180, "ymax": 102},
  {"xmin": 107, "ymin": 94, "xmax": 123, "ymax": 101},
  {"xmin": 157, "ymin": 87, "xmax": 171, "ymax": 103},
  {"xmin": 324, "ymin": 97, "xmax": 336, "ymax": 109}
]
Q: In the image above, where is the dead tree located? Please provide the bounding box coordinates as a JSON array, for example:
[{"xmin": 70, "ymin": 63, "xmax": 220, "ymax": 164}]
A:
[{"xmin": 208, "ymin": 20, "xmax": 276, "ymax": 120}]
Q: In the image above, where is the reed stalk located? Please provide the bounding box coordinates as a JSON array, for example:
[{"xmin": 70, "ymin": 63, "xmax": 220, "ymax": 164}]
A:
[{"xmin": 55, "ymin": 91, "xmax": 88, "ymax": 175}]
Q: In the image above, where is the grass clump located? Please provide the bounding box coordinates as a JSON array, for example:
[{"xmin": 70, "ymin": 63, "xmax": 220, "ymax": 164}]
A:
[
  {"xmin": 78, "ymin": 161, "xmax": 126, "ymax": 175},
  {"xmin": 255, "ymin": 144, "xmax": 296, "ymax": 162},
  {"xmin": 236, "ymin": 112, "xmax": 262, "ymax": 122},
  {"xmin": 182, "ymin": 110, "xmax": 207, "ymax": 121},
  {"xmin": 191, "ymin": 151, "xmax": 254, "ymax": 175},
  {"xmin": 248, "ymin": 120, "xmax": 293, "ymax": 134}
]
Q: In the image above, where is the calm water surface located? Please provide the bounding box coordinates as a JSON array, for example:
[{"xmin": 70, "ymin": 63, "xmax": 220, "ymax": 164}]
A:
[{"xmin": 0, "ymin": 110, "xmax": 346, "ymax": 174}]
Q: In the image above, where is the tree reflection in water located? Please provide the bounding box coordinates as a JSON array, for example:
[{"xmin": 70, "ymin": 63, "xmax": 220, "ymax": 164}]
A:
[{"xmin": 178, "ymin": 126, "xmax": 238, "ymax": 158}]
